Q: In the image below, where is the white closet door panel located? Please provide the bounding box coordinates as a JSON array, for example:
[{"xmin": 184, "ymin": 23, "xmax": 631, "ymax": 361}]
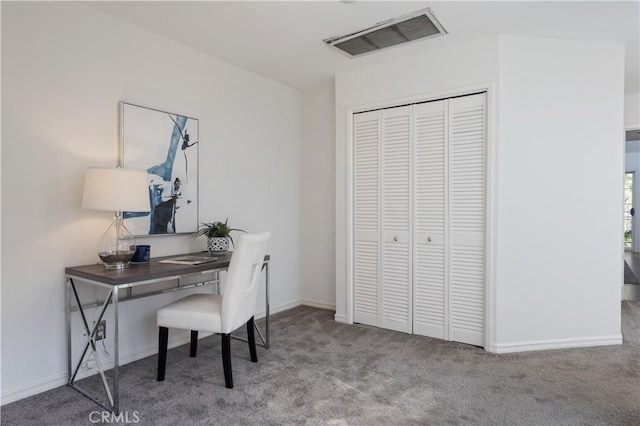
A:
[
  {"xmin": 414, "ymin": 242, "xmax": 445, "ymax": 338},
  {"xmin": 414, "ymin": 101, "xmax": 446, "ymax": 233},
  {"xmin": 354, "ymin": 241, "xmax": 379, "ymax": 325},
  {"xmin": 382, "ymin": 107, "xmax": 411, "ymax": 231},
  {"xmin": 384, "ymin": 231, "xmax": 409, "ymax": 244},
  {"xmin": 353, "ymin": 111, "xmax": 380, "ymax": 326},
  {"xmin": 413, "ymin": 100, "xmax": 447, "ymax": 338},
  {"xmin": 356, "ymin": 230, "xmax": 378, "ymax": 242},
  {"xmin": 381, "ymin": 106, "xmax": 411, "ymax": 333},
  {"xmin": 451, "ymin": 232, "xmax": 483, "ymax": 246},
  {"xmin": 449, "ymin": 93, "xmax": 485, "ymax": 346},
  {"xmin": 382, "ymin": 241, "xmax": 411, "ymax": 332},
  {"xmin": 415, "ymin": 232, "xmax": 444, "ymax": 246},
  {"xmin": 450, "ymin": 247, "xmax": 484, "ymax": 345}
]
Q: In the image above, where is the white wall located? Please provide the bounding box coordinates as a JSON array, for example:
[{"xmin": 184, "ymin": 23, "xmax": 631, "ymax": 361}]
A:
[
  {"xmin": 334, "ymin": 36, "xmax": 500, "ymax": 323},
  {"xmin": 1, "ymin": 2, "xmax": 301, "ymax": 403},
  {"xmin": 495, "ymin": 36, "xmax": 625, "ymax": 352},
  {"xmin": 334, "ymin": 35, "xmax": 625, "ymax": 352},
  {"xmin": 299, "ymin": 79, "xmax": 336, "ymax": 309},
  {"xmin": 625, "ymin": 92, "xmax": 639, "ymax": 129}
]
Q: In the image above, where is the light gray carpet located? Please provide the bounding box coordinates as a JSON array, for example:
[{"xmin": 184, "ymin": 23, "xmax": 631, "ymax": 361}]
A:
[{"xmin": 2, "ymin": 302, "xmax": 639, "ymax": 425}]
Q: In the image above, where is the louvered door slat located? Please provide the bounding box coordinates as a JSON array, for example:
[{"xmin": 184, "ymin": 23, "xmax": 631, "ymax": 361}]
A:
[
  {"xmin": 353, "ymin": 111, "xmax": 380, "ymax": 326},
  {"xmin": 381, "ymin": 107, "xmax": 411, "ymax": 333},
  {"xmin": 449, "ymin": 93, "xmax": 485, "ymax": 346},
  {"xmin": 413, "ymin": 100, "xmax": 447, "ymax": 339}
]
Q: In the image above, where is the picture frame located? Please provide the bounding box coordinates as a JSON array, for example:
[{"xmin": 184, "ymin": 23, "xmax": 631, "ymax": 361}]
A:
[{"xmin": 119, "ymin": 102, "xmax": 199, "ymax": 236}]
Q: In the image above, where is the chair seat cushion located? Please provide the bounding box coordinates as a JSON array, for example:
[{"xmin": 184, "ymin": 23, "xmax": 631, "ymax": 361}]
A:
[{"xmin": 157, "ymin": 294, "xmax": 222, "ymax": 333}]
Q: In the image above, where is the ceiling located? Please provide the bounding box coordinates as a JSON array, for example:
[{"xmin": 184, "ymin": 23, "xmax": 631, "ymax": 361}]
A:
[{"xmin": 85, "ymin": 1, "xmax": 639, "ymax": 93}]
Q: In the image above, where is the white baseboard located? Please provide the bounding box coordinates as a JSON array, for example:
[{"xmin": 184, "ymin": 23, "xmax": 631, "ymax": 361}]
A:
[
  {"xmin": 489, "ymin": 334, "xmax": 623, "ymax": 354},
  {"xmin": 0, "ymin": 331, "xmax": 200, "ymax": 406},
  {"xmin": 0, "ymin": 372, "xmax": 67, "ymax": 406},
  {"xmin": 334, "ymin": 313, "xmax": 348, "ymax": 323},
  {"xmin": 298, "ymin": 300, "xmax": 335, "ymax": 311},
  {"xmin": 256, "ymin": 300, "xmax": 300, "ymax": 318},
  {"xmin": 0, "ymin": 299, "xmax": 307, "ymax": 405}
]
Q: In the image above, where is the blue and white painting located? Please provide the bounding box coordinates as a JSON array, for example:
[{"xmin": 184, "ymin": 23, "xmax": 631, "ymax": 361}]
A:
[{"xmin": 120, "ymin": 102, "xmax": 198, "ymax": 236}]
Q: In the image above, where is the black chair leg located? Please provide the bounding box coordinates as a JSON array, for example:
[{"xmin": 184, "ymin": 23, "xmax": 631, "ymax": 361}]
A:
[
  {"xmin": 157, "ymin": 327, "xmax": 168, "ymax": 381},
  {"xmin": 247, "ymin": 317, "xmax": 258, "ymax": 362},
  {"xmin": 190, "ymin": 330, "xmax": 198, "ymax": 357},
  {"xmin": 221, "ymin": 334, "xmax": 233, "ymax": 388}
]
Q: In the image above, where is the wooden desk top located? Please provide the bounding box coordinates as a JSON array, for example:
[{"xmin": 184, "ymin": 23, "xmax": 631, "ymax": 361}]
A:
[{"xmin": 66, "ymin": 252, "xmax": 269, "ymax": 287}]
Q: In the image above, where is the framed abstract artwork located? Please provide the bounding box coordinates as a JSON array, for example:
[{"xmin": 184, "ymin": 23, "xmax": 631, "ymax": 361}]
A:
[{"xmin": 119, "ymin": 102, "xmax": 199, "ymax": 236}]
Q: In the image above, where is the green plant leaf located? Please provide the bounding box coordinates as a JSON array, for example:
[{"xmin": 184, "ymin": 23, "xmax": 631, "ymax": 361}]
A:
[{"xmin": 192, "ymin": 218, "xmax": 246, "ymax": 240}]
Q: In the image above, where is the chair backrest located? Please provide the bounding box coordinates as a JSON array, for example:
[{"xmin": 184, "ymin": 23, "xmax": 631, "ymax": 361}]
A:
[{"xmin": 220, "ymin": 232, "xmax": 271, "ymax": 334}]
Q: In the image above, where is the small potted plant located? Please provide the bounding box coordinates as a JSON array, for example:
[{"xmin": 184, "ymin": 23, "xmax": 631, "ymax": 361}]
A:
[{"xmin": 193, "ymin": 218, "xmax": 245, "ymax": 253}]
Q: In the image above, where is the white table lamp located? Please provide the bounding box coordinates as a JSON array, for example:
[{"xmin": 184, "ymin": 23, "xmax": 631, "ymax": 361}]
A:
[{"xmin": 82, "ymin": 167, "xmax": 150, "ymax": 269}]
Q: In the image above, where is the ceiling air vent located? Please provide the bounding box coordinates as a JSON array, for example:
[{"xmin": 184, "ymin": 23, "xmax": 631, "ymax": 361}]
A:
[{"xmin": 324, "ymin": 8, "xmax": 447, "ymax": 58}]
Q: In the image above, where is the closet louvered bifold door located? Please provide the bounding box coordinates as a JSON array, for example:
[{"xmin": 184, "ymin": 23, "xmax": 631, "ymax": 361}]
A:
[
  {"xmin": 381, "ymin": 106, "xmax": 412, "ymax": 333},
  {"xmin": 352, "ymin": 92, "xmax": 485, "ymax": 346},
  {"xmin": 448, "ymin": 93, "xmax": 485, "ymax": 346},
  {"xmin": 413, "ymin": 100, "xmax": 448, "ymax": 339},
  {"xmin": 353, "ymin": 111, "xmax": 380, "ymax": 327}
]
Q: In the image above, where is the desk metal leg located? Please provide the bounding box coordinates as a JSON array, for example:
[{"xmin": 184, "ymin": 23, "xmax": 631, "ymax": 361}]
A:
[
  {"xmin": 66, "ymin": 279, "xmax": 72, "ymax": 383},
  {"xmin": 259, "ymin": 261, "xmax": 270, "ymax": 349},
  {"xmin": 67, "ymin": 278, "xmax": 116, "ymax": 413},
  {"xmin": 113, "ymin": 286, "xmax": 120, "ymax": 414},
  {"xmin": 265, "ymin": 261, "xmax": 270, "ymax": 348},
  {"xmin": 232, "ymin": 260, "xmax": 270, "ymax": 349}
]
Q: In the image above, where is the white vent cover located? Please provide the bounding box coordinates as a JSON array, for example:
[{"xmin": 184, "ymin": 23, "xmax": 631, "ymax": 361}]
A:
[{"xmin": 324, "ymin": 8, "xmax": 447, "ymax": 58}]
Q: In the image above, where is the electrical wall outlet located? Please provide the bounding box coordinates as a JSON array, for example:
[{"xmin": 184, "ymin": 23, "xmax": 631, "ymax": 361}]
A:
[{"xmin": 95, "ymin": 320, "xmax": 106, "ymax": 341}]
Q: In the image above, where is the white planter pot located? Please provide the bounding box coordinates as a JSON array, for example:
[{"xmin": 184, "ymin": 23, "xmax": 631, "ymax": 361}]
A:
[{"xmin": 207, "ymin": 236, "xmax": 230, "ymax": 252}]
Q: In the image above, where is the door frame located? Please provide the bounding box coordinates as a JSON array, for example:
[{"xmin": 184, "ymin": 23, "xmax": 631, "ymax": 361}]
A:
[
  {"xmin": 624, "ymin": 171, "xmax": 635, "ymax": 252},
  {"xmin": 344, "ymin": 82, "xmax": 497, "ymax": 351},
  {"xmin": 625, "ymin": 126, "xmax": 640, "ymax": 253}
]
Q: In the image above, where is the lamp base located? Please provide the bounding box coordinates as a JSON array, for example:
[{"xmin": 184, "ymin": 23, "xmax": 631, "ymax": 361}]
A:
[
  {"xmin": 99, "ymin": 252, "xmax": 135, "ymax": 269},
  {"xmin": 96, "ymin": 215, "xmax": 137, "ymax": 270}
]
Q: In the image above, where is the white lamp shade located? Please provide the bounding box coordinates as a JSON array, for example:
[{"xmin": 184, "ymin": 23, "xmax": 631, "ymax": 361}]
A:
[{"xmin": 82, "ymin": 168, "xmax": 151, "ymax": 212}]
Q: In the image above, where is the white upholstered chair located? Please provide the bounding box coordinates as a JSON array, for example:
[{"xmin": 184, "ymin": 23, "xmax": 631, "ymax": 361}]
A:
[{"xmin": 156, "ymin": 232, "xmax": 271, "ymax": 388}]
